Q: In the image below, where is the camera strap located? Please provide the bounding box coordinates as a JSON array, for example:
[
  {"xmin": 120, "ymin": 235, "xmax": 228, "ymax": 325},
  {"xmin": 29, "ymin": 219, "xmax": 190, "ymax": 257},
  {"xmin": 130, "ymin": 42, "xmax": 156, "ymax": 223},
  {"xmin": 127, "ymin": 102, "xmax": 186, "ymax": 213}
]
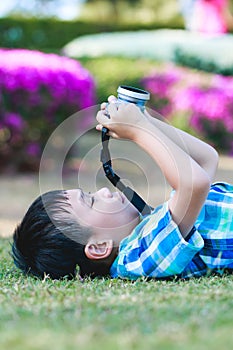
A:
[{"xmin": 100, "ymin": 127, "xmax": 152, "ymax": 216}]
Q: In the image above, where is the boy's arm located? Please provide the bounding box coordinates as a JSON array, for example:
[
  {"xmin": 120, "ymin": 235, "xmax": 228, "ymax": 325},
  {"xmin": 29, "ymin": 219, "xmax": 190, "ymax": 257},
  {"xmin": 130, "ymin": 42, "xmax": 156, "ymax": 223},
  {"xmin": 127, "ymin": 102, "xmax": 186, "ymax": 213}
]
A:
[
  {"xmin": 96, "ymin": 102, "xmax": 211, "ymax": 239},
  {"xmin": 145, "ymin": 110, "xmax": 219, "ymax": 183}
]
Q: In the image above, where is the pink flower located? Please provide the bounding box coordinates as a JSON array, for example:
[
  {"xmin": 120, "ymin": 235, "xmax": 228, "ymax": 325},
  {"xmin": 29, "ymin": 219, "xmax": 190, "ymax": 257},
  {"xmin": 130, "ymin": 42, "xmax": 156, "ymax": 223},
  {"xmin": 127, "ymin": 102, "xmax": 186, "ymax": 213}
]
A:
[
  {"xmin": 0, "ymin": 49, "xmax": 96, "ymax": 171},
  {"xmin": 142, "ymin": 64, "xmax": 233, "ymax": 153}
]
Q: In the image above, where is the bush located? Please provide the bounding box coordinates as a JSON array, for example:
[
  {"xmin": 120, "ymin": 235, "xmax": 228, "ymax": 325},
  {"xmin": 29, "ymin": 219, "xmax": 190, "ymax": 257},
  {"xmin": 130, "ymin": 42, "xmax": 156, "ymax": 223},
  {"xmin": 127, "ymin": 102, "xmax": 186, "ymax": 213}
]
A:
[
  {"xmin": 141, "ymin": 64, "xmax": 233, "ymax": 154},
  {"xmin": 0, "ymin": 49, "xmax": 96, "ymax": 172},
  {"xmin": 0, "ymin": 17, "xmax": 183, "ymax": 51},
  {"xmin": 78, "ymin": 56, "xmax": 160, "ymax": 103},
  {"xmin": 174, "ymin": 48, "xmax": 233, "ymax": 76}
]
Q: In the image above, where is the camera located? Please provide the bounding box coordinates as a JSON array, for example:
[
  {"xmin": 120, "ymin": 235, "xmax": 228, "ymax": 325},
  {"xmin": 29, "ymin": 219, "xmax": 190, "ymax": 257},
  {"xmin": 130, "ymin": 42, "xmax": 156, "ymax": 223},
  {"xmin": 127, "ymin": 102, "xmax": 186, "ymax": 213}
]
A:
[
  {"xmin": 117, "ymin": 85, "xmax": 150, "ymax": 112},
  {"xmin": 104, "ymin": 85, "xmax": 150, "ymax": 118}
]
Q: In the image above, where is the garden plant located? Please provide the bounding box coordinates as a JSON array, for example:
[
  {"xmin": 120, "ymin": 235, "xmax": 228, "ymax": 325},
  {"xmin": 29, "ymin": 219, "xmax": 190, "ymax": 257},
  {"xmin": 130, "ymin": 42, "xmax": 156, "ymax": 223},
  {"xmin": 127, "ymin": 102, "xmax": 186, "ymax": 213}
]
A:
[
  {"xmin": 0, "ymin": 49, "xmax": 95, "ymax": 172},
  {"xmin": 141, "ymin": 63, "xmax": 233, "ymax": 154}
]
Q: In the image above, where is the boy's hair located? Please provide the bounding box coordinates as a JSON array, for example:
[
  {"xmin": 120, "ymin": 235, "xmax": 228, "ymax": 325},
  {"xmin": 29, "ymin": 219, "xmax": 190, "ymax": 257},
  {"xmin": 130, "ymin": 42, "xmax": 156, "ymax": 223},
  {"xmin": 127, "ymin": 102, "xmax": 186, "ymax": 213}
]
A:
[{"xmin": 12, "ymin": 190, "xmax": 113, "ymax": 279}]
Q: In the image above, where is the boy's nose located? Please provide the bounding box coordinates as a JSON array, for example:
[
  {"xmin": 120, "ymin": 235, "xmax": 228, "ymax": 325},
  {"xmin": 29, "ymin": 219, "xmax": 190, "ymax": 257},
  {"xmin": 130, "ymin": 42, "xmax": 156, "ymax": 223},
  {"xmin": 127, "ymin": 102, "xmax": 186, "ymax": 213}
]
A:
[{"xmin": 97, "ymin": 187, "xmax": 113, "ymax": 198}]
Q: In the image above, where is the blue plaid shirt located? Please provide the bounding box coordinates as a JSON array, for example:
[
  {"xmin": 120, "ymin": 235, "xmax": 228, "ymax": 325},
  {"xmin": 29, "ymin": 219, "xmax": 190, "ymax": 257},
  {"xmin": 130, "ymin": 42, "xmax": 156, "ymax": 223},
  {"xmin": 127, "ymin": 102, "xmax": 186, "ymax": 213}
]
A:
[{"xmin": 110, "ymin": 182, "xmax": 233, "ymax": 279}]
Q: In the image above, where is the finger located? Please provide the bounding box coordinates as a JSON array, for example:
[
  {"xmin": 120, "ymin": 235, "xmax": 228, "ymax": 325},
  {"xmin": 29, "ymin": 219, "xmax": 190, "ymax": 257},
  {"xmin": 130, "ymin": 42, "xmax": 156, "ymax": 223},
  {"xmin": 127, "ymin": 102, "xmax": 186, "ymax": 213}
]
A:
[
  {"xmin": 101, "ymin": 102, "xmax": 107, "ymax": 110},
  {"xmin": 108, "ymin": 131, "xmax": 119, "ymax": 139},
  {"xmin": 96, "ymin": 124, "xmax": 116, "ymax": 138},
  {"xmin": 108, "ymin": 95, "xmax": 117, "ymax": 103},
  {"xmin": 96, "ymin": 124, "xmax": 103, "ymax": 131},
  {"xmin": 96, "ymin": 110, "xmax": 111, "ymax": 125},
  {"xmin": 107, "ymin": 101, "xmax": 118, "ymax": 116},
  {"xmin": 101, "ymin": 128, "xmax": 116, "ymax": 138}
]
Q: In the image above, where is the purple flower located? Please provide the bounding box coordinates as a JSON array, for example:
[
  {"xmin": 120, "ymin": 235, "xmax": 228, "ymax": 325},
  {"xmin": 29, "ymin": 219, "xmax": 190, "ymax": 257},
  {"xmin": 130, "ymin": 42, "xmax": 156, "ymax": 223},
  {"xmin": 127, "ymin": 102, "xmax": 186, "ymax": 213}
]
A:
[
  {"xmin": 3, "ymin": 113, "xmax": 25, "ymax": 131},
  {"xmin": 25, "ymin": 142, "xmax": 41, "ymax": 157},
  {"xmin": 0, "ymin": 48, "xmax": 96, "ymax": 171},
  {"xmin": 142, "ymin": 64, "xmax": 233, "ymax": 154},
  {"xmin": 142, "ymin": 69, "xmax": 180, "ymax": 99},
  {"xmin": 0, "ymin": 49, "xmax": 95, "ymax": 110}
]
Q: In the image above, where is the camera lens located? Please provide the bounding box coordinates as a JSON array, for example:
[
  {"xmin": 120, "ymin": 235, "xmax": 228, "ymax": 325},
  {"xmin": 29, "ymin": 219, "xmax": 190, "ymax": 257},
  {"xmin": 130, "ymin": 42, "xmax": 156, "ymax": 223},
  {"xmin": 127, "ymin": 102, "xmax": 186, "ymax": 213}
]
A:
[{"xmin": 117, "ymin": 85, "xmax": 150, "ymax": 111}]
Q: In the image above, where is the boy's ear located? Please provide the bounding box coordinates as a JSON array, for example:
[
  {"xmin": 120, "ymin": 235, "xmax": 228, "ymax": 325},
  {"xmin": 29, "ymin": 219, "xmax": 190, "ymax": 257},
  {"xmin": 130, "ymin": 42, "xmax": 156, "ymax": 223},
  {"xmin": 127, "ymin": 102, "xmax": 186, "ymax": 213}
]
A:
[{"xmin": 84, "ymin": 240, "xmax": 113, "ymax": 260}]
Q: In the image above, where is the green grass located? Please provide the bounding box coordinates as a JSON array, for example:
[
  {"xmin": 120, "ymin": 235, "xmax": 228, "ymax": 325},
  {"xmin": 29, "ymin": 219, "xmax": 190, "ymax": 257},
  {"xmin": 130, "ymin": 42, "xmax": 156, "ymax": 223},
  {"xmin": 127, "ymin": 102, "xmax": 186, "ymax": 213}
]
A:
[{"xmin": 1, "ymin": 237, "xmax": 233, "ymax": 350}]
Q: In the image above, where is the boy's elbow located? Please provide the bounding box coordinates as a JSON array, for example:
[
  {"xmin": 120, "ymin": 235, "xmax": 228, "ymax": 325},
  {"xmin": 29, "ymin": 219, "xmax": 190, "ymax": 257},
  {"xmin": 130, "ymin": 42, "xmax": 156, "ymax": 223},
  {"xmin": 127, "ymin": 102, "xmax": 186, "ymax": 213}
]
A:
[
  {"xmin": 192, "ymin": 171, "xmax": 211, "ymax": 196},
  {"xmin": 207, "ymin": 146, "xmax": 219, "ymax": 182},
  {"xmin": 210, "ymin": 146, "xmax": 219, "ymax": 168}
]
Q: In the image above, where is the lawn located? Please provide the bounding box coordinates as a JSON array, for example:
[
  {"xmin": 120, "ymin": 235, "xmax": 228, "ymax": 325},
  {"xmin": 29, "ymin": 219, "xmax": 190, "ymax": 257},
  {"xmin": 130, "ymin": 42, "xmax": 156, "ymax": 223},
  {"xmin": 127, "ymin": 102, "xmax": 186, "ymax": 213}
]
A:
[{"xmin": 1, "ymin": 237, "xmax": 233, "ymax": 350}]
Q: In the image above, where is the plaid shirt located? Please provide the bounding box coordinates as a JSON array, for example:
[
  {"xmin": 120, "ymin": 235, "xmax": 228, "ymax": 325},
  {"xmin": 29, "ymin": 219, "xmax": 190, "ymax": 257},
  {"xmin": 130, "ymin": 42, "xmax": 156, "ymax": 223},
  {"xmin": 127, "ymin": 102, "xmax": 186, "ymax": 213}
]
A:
[{"xmin": 110, "ymin": 182, "xmax": 233, "ymax": 279}]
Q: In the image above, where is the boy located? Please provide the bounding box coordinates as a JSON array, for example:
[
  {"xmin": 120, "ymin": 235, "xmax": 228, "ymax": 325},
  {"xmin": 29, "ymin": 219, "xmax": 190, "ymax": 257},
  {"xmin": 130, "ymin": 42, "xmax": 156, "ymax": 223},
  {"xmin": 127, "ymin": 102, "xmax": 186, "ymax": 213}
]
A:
[{"xmin": 12, "ymin": 97, "xmax": 233, "ymax": 280}]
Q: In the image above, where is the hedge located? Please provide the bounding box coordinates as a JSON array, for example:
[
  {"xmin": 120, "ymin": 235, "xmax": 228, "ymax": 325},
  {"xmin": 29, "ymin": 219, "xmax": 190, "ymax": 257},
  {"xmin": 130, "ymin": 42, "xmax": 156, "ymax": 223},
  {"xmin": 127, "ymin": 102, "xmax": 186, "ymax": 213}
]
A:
[
  {"xmin": 174, "ymin": 47, "xmax": 233, "ymax": 76},
  {"xmin": 0, "ymin": 17, "xmax": 183, "ymax": 51}
]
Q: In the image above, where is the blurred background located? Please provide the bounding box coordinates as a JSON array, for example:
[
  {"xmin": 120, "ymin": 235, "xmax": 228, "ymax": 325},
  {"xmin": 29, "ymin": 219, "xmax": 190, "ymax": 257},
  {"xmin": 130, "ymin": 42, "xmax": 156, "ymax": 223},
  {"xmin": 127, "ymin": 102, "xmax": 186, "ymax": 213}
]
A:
[{"xmin": 0, "ymin": 0, "xmax": 233, "ymax": 236}]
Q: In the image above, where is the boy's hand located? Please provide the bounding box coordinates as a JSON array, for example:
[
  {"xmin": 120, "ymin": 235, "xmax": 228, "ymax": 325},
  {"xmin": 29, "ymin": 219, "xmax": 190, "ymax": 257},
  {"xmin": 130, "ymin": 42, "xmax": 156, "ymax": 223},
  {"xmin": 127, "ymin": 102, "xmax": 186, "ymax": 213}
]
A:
[{"xmin": 96, "ymin": 95, "xmax": 148, "ymax": 140}]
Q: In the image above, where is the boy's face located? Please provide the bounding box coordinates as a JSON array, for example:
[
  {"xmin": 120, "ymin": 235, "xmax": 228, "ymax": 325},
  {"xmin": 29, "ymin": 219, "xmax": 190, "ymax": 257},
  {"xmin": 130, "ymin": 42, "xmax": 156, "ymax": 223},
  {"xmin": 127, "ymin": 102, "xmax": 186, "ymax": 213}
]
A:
[{"xmin": 66, "ymin": 187, "xmax": 140, "ymax": 245}]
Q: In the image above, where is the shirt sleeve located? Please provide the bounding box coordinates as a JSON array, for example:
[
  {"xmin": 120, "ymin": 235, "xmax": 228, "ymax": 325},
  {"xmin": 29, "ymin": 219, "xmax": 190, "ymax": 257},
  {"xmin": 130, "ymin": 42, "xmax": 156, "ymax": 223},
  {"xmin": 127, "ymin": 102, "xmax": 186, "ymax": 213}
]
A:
[{"xmin": 110, "ymin": 202, "xmax": 204, "ymax": 279}]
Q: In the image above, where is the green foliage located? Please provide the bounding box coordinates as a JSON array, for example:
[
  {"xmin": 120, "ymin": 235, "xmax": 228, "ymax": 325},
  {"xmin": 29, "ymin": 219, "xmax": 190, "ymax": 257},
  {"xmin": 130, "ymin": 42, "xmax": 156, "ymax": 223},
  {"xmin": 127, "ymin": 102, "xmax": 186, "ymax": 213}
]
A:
[
  {"xmin": 85, "ymin": 0, "xmax": 141, "ymax": 20},
  {"xmin": 1, "ymin": 236, "xmax": 233, "ymax": 350},
  {"xmin": 0, "ymin": 16, "xmax": 183, "ymax": 51},
  {"xmin": 0, "ymin": 17, "xmax": 115, "ymax": 50},
  {"xmin": 78, "ymin": 56, "xmax": 160, "ymax": 103},
  {"xmin": 82, "ymin": 0, "xmax": 182, "ymax": 25},
  {"xmin": 174, "ymin": 48, "xmax": 233, "ymax": 76}
]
